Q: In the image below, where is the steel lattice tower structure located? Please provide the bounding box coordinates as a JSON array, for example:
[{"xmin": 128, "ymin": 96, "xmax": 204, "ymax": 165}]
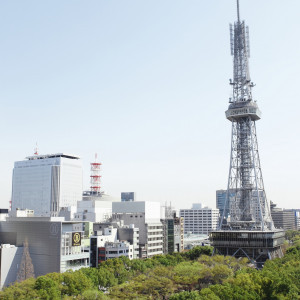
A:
[
  {"xmin": 210, "ymin": 0, "xmax": 284, "ymax": 267},
  {"xmin": 90, "ymin": 153, "xmax": 102, "ymax": 195}
]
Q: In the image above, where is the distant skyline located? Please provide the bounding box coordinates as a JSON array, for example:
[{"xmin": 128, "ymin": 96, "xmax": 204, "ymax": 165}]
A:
[{"xmin": 1, "ymin": 0, "xmax": 300, "ymax": 210}]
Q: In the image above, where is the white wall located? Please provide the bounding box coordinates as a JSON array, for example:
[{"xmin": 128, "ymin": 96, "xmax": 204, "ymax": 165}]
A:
[
  {"xmin": 76, "ymin": 200, "xmax": 112, "ymax": 222},
  {"xmin": 0, "ymin": 246, "xmax": 23, "ymax": 290},
  {"xmin": 112, "ymin": 201, "xmax": 161, "ymax": 222}
]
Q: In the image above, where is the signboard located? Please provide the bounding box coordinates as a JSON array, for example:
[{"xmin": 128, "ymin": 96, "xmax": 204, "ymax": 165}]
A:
[{"xmin": 72, "ymin": 232, "xmax": 81, "ymax": 246}]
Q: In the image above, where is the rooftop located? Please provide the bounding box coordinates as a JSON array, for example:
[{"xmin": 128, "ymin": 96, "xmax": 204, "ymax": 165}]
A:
[{"xmin": 26, "ymin": 153, "xmax": 80, "ymax": 160}]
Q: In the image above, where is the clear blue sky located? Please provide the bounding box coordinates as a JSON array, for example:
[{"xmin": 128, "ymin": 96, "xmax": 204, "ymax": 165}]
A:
[{"xmin": 0, "ymin": 0, "xmax": 299, "ymax": 210}]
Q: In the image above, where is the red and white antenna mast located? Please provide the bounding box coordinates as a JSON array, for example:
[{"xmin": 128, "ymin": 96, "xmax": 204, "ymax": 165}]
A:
[
  {"xmin": 90, "ymin": 153, "xmax": 101, "ymax": 195},
  {"xmin": 34, "ymin": 143, "xmax": 38, "ymax": 156}
]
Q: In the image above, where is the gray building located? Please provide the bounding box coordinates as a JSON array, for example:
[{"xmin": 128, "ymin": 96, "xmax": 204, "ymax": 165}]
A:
[
  {"xmin": 161, "ymin": 217, "xmax": 184, "ymax": 254},
  {"xmin": 271, "ymin": 202, "xmax": 296, "ymax": 230},
  {"xmin": 117, "ymin": 226, "xmax": 139, "ymax": 259},
  {"xmin": 112, "ymin": 201, "xmax": 163, "ymax": 258},
  {"xmin": 0, "ymin": 217, "xmax": 89, "ymax": 288}
]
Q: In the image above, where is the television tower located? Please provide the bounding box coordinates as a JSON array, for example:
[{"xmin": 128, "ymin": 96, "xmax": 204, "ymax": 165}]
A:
[{"xmin": 210, "ymin": 0, "xmax": 284, "ymax": 267}]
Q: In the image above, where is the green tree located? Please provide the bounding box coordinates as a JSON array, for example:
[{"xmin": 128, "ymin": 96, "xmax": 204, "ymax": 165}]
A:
[
  {"xmin": 61, "ymin": 270, "xmax": 93, "ymax": 296},
  {"xmin": 169, "ymin": 291, "xmax": 202, "ymax": 300},
  {"xmin": 34, "ymin": 276, "xmax": 61, "ymax": 299},
  {"xmin": 173, "ymin": 262, "xmax": 204, "ymax": 291},
  {"xmin": 78, "ymin": 289, "xmax": 110, "ymax": 300},
  {"xmin": 0, "ymin": 278, "xmax": 38, "ymax": 300},
  {"xmin": 184, "ymin": 246, "xmax": 213, "ymax": 260}
]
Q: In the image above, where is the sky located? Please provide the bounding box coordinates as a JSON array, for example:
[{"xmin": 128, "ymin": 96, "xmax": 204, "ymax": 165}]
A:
[{"xmin": 0, "ymin": 0, "xmax": 299, "ymax": 210}]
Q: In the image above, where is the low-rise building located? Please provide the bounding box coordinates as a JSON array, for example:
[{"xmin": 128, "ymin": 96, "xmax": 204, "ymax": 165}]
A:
[
  {"xmin": 103, "ymin": 241, "xmax": 133, "ymax": 261},
  {"xmin": 0, "ymin": 216, "xmax": 89, "ymax": 288},
  {"xmin": 90, "ymin": 223, "xmax": 137, "ymax": 266}
]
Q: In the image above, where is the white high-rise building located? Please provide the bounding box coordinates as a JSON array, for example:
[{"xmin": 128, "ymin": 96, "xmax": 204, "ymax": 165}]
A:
[
  {"xmin": 180, "ymin": 204, "xmax": 219, "ymax": 235},
  {"xmin": 11, "ymin": 153, "xmax": 82, "ymax": 216}
]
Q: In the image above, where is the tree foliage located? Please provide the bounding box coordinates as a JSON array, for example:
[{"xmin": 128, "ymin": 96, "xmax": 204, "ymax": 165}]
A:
[{"xmin": 1, "ymin": 238, "xmax": 300, "ymax": 300}]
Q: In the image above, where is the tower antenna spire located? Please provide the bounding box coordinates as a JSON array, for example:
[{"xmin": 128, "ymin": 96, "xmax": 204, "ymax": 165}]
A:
[{"xmin": 237, "ymin": 0, "xmax": 240, "ymax": 22}]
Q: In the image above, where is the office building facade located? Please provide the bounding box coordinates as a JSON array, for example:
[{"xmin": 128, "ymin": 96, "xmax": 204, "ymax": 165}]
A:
[
  {"xmin": 90, "ymin": 224, "xmax": 138, "ymax": 266},
  {"xmin": 180, "ymin": 205, "xmax": 219, "ymax": 235},
  {"xmin": 0, "ymin": 217, "xmax": 89, "ymax": 288},
  {"xmin": 112, "ymin": 201, "xmax": 163, "ymax": 258},
  {"xmin": 11, "ymin": 153, "xmax": 82, "ymax": 216},
  {"xmin": 162, "ymin": 217, "xmax": 184, "ymax": 254},
  {"xmin": 270, "ymin": 202, "xmax": 297, "ymax": 230}
]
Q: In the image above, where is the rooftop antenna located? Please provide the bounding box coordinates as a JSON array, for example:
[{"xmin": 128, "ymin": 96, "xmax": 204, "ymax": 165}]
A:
[
  {"xmin": 90, "ymin": 153, "xmax": 102, "ymax": 195},
  {"xmin": 237, "ymin": 0, "xmax": 240, "ymax": 23},
  {"xmin": 34, "ymin": 143, "xmax": 38, "ymax": 156}
]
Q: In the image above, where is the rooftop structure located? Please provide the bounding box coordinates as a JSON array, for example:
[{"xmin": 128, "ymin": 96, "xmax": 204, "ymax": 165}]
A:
[
  {"xmin": 26, "ymin": 153, "xmax": 80, "ymax": 160},
  {"xmin": 121, "ymin": 192, "xmax": 136, "ymax": 202}
]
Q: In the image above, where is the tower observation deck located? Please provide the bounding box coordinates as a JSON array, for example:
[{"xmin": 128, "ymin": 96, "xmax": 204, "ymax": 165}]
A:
[{"xmin": 210, "ymin": 0, "xmax": 284, "ymax": 267}]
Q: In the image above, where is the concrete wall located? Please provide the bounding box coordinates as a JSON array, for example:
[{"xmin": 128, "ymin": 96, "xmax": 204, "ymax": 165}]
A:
[
  {"xmin": 0, "ymin": 219, "xmax": 61, "ymax": 277},
  {"xmin": 112, "ymin": 213, "xmax": 147, "ymax": 244}
]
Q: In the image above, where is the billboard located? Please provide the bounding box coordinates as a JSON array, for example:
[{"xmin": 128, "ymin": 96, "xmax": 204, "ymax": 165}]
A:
[{"xmin": 72, "ymin": 232, "xmax": 81, "ymax": 246}]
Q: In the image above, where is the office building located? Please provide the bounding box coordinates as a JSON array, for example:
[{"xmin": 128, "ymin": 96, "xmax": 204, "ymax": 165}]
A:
[
  {"xmin": 11, "ymin": 153, "xmax": 82, "ymax": 216},
  {"xmin": 90, "ymin": 223, "xmax": 137, "ymax": 266},
  {"xmin": 93, "ymin": 222, "xmax": 139, "ymax": 259},
  {"xmin": 0, "ymin": 216, "xmax": 89, "ymax": 288},
  {"xmin": 112, "ymin": 201, "xmax": 163, "ymax": 258},
  {"xmin": 295, "ymin": 210, "xmax": 300, "ymax": 230},
  {"xmin": 270, "ymin": 202, "xmax": 297, "ymax": 230},
  {"xmin": 161, "ymin": 217, "xmax": 184, "ymax": 254},
  {"xmin": 161, "ymin": 205, "xmax": 184, "ymax": 254},
  {"xmin": 180, "ymin": 204, "xmax": 219, "ymax": 235},
  {"xmin": 102, "ymin": 241, "xmax": 133, "ymax": 261}
]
